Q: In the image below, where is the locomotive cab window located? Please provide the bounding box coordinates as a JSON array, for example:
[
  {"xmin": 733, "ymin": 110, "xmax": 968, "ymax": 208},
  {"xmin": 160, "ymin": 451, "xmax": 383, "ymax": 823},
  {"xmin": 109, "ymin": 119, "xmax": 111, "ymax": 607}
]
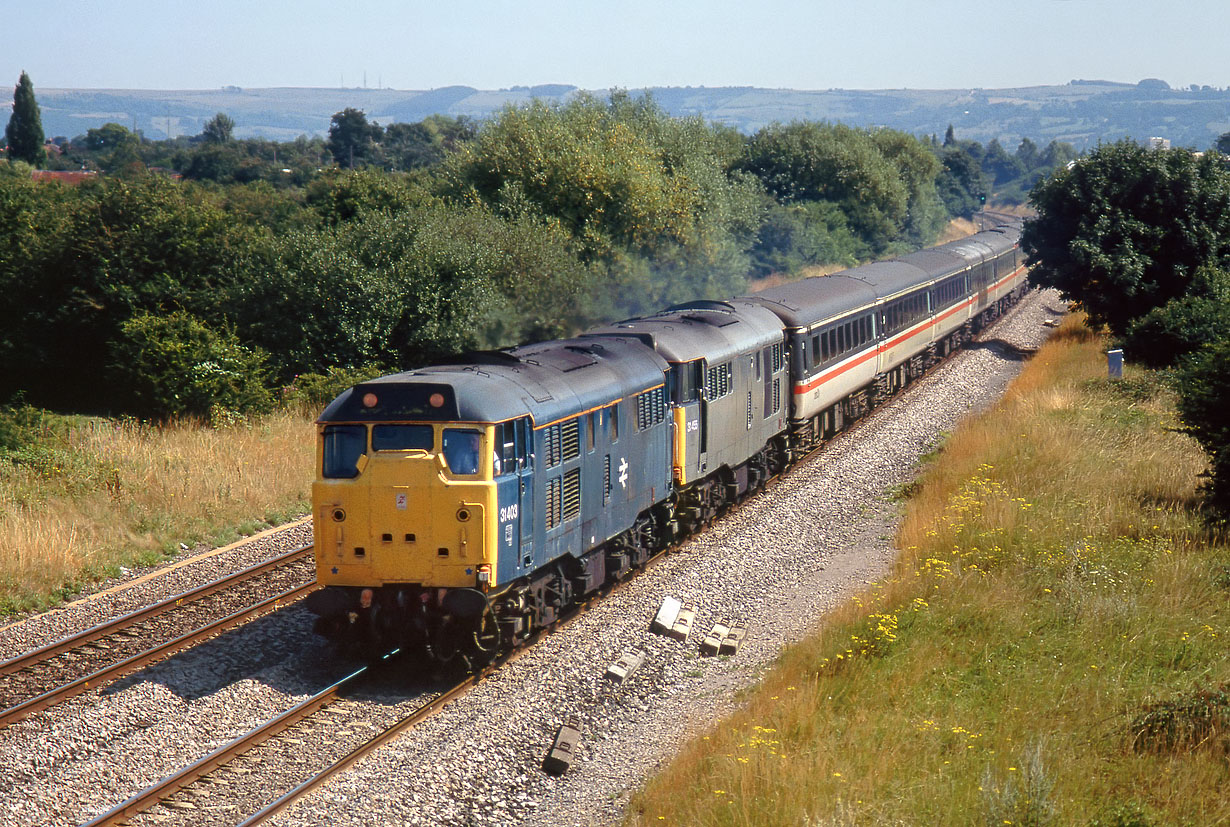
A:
[
  {"xmin": 442, "ymin": 428, "xmax": 484, "ymax": 476},
  {"xmin": 322, "ymin": 425, "xmax": 367, "ymax": 479},
  {"xmin": 493, "ymin": 421, "xmax": 521, "ymax": 474},
  {"xmin": 671, "ymin": 361, "xmax": 701, "ymax": 404},
  {"xmin": 372, "ymin": 424, "xmax": 433, "ymax": 452}
]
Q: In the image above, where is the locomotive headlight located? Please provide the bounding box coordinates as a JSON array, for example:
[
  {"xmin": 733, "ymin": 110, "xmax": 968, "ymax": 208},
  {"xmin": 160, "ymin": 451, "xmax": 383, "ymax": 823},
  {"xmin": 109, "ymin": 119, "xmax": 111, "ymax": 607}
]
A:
[
  {"xmin": 332, "ymin": 508, "xmax": 346, "ymax": 522},
  {"xmin": 456, "ymin": 507, "xmax": 471, "ymax": 523},
  {"xmin": 477, "ymin": 564, "xmax": 491, "ymax": 583}
]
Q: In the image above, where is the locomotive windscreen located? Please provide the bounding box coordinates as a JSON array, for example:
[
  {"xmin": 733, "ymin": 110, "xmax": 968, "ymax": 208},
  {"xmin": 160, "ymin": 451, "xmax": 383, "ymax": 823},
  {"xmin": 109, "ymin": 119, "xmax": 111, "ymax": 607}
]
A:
[{"xmin": 318, "ymin": 382, "xmax": 460, "ymax": 422}]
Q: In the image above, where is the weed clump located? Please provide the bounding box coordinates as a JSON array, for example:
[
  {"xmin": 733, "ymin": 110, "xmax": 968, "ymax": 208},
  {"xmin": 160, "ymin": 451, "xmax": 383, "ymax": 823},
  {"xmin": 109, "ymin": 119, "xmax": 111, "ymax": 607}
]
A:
[{"xmin": 1130, "ymin": 683, "xmax": 1230, "ymax": 754}]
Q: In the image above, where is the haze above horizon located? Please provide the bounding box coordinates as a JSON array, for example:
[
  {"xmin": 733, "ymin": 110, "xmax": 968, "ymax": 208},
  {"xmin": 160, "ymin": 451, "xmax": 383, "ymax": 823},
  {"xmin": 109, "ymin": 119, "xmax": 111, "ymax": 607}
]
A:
[{"xmin": 2, "ymin": 0, "xmax": 1225, "ymax": 94}]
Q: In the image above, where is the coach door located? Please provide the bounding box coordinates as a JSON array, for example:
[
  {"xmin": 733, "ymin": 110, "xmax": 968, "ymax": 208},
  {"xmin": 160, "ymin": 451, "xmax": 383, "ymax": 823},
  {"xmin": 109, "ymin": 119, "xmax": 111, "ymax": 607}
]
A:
[{"xmin": 975, "ymin": 259, "xmax": 991, "ymax": 311}]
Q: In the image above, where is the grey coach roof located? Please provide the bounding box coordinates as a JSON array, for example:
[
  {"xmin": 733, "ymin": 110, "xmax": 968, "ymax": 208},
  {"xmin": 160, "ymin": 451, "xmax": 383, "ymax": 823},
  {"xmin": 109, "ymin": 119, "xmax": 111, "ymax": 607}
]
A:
[{"xmin": 739, "ymin": 274, "xmax": 877, "ymax": 331}]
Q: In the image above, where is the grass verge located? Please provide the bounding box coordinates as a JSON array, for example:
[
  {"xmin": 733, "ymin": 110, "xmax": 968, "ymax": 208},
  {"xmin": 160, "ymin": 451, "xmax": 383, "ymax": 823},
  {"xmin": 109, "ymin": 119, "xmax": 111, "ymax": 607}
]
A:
[
  {"xmin": 628, "ymin": 315, "xmax": 1229, "ymax": 826},
  {"xmin": 0, "ymin": 407, "xmax": 316, "ymax": 615}
]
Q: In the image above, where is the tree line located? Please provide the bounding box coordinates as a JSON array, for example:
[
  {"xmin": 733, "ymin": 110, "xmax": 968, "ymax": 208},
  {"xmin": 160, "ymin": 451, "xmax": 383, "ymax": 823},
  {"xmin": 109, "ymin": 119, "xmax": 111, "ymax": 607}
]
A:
[
  {"xmin": 3, "ymin": 72, "xmax": 1074, "ymax": 426},
  {"xmin": 1022, "ymin": 140, "xmax": 1230, "ymax": 518}
]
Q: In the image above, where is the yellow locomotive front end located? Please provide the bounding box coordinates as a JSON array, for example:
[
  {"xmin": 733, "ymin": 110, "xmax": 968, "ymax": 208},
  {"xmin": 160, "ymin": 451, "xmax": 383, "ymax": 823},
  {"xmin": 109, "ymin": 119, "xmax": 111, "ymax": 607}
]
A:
[
  {"xmin": 313, "ymin": 421, "xmax": 498, "ymax": 591},
  {"xmin": 306, "ymin": 379, "xmax": 506, "ymax": 664}
]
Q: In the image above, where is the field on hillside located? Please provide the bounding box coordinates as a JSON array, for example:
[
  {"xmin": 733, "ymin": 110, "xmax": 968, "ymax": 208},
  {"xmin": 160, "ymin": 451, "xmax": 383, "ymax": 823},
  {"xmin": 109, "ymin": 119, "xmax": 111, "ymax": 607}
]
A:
[{"xmin": 629, "ymin": 315, "xmax": 1229, "ymax": 826}]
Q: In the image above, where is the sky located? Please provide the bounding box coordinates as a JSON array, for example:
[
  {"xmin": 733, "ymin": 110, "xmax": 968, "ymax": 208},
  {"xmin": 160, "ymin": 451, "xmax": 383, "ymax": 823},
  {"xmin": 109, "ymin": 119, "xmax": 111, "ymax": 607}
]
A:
[{"xmin": 2, "ymin": 0, "xmax": 1226, "ymax": 92}]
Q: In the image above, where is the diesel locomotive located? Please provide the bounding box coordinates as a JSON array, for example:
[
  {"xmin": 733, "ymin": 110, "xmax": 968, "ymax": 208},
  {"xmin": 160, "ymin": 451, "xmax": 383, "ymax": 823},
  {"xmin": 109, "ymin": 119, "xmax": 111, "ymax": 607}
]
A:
[{"xmin": 306, "ymin": 220, "xmax": 1029, "ymax": 666}]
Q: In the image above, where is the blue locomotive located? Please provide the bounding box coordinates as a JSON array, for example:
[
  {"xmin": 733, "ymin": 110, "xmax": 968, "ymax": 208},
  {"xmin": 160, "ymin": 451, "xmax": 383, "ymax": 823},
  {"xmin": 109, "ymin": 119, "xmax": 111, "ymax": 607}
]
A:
[{"xmin": 306, "ymin": 221, "xmax": 1028, "ymax": 665}]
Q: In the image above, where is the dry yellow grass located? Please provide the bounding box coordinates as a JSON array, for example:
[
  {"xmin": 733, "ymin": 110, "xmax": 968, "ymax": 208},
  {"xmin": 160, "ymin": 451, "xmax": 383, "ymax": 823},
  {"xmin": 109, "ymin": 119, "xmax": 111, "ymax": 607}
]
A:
[
  {"xmin": 0, "ymin": 409, "xmax": 316, "ymax": 613},
  {"xmin": 935, "ymin": 217, "xmax": 978, "ymax": 244}
]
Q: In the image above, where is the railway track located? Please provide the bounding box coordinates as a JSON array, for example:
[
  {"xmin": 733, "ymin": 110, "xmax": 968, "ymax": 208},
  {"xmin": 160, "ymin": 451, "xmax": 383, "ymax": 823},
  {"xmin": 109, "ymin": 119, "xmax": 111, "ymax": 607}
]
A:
[
  {"xmin": 79, "ymin": 553, "xmax": 659, "ymax": 827},
  {"xmin": 82, "ymin": 653, "xmax": 471, "ymax": 827},
  {"xmin": 0, "ymin": 547, "xmax": 316, "ymax": 729}
]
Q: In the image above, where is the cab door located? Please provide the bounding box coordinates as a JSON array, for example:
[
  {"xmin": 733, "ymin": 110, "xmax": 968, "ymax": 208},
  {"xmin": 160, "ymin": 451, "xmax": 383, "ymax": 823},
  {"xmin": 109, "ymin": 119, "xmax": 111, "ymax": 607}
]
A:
[
  {"xmin": 515, "ymin": 418, "xmax": 534, "ymax": 569},
  {"xmin": 671, "ymin": 361, "xmax": 704, "ymax": 485},
  {"xmin": 495, "ymin": 418, "xmax": 534, "ymax": 584}
]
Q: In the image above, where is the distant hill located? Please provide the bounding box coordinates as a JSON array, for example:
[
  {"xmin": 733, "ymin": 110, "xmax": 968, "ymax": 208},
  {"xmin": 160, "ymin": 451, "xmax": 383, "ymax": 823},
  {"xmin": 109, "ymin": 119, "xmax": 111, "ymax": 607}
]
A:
[{"xmin": 33, "ymin": 79, "xmax": 1230, "ymax": 150}]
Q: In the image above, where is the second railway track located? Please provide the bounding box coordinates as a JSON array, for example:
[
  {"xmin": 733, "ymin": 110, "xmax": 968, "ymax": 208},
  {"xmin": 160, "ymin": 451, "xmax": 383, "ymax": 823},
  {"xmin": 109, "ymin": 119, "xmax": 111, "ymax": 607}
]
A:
[{"xmin": 0, "ymin": 546, "xmax": 316, "ymax": 728}]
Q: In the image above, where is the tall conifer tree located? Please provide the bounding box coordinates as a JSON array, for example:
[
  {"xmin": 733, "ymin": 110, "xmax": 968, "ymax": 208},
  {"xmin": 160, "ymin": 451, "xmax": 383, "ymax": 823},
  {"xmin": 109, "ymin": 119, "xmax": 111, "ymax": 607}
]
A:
[{"xmin": 6, "ymin": 71, "xmax": 46, "ymax": 166}]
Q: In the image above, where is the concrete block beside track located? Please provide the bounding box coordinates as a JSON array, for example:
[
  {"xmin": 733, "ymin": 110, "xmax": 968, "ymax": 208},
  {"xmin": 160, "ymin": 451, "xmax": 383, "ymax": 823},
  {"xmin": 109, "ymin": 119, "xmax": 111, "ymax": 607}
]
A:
[
  {"xmin": 700, "ymin": 619, "xmax": 731, "ymax": 655},
  {"xmin": 605, "ymin": 649, "xmax": 645, "ymax": 684},
  {"xmin": 542, "ymin": 716, "xmax": 582, "ymax": 776},
  {"xmin": 668, "ymin": 604, "xmax": 697, "ymax": 641},
  {"xmin": 650, "ymin": 596, "xmax": 682, "ymax": 635},
  {"xmin": 720, "ymin": 619, "xmax": 747, "ymax": 656}
]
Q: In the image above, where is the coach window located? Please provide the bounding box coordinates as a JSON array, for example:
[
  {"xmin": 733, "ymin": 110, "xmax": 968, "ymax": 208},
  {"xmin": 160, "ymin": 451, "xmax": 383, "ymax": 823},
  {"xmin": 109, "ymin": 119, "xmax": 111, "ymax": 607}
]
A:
[
  {"xmin": 323, "ymin": 425, "xmax": 367, "ymax": 479},
  {"xmin": 811, "ymin": 334, "xmax": 821, "ymax": 366},
  {"xmin": 820, "ymin": 330, "xmax": 829, "ymax": 362}
]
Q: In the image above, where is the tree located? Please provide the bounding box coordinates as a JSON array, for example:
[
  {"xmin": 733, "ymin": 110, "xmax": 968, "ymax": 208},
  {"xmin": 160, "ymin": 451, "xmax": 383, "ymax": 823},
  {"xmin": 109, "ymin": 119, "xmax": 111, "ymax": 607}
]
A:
[
  {"xmin": 1120, "ymin": 266, "xmax": 1230, "ymax": 367},
  {"xmin": 1215, "ymin": 131, "xmax": 1230, "ymax": 156},
  {"xmin": 201, "ymin": 112, "xmax": 235, "ymax": 144},
  {"xmin": 1177, "ymin": 337, "xmax": 1230, "ymax": 518},
  {"xmin": 739, "ymin": 122, "xmax": 913, "ymax": 254},
  {"xmin": 982, "ymin": 138, "xmax": 1024, "ymax": 186},
  {"xmin": 327, "ymin": 108, "xmax": 382, "ymax": 168},
  {"xmin": 1015, "ymin": 137, "xmax": 1040, "ymax": 171},
  {"xmin": 2, "ymin": 175, "xmax": 259, "ymax": 411},
  {"xmin": 936, "ymin": 146, "xmax": 988, "ymax": 219},
  {"xmin": 1021, "ymin": 140, "xmax": 1230, "ymax": 337},
  {"xmin": 5, "ymin": 71, "xmax": 45, "ymax": 166},
  {"xmin": 82, "ymin": 122, "xmax": 142, "ymax": 172}
]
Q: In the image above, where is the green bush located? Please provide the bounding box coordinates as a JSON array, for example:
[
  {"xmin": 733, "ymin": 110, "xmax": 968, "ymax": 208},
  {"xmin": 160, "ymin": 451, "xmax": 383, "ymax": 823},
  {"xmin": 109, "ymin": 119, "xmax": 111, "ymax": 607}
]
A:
[
  {"xmin": 1120, "ymin": 267, "xmax": 1230, "ymax": 367},
  {"xmin": 279, "ymin": 365, "xmax": 386, "ymax": 410},
  {"xmin": 0, "ymin": 403, "xmax": 60, "ymax": 451},
  {"xmin": 1176, "ymin": 336, "xmax": 1230, "ymax": 517},
  {"xmin": 111, "ymin": 311, "xmax": 273, "ymax": 420}
]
